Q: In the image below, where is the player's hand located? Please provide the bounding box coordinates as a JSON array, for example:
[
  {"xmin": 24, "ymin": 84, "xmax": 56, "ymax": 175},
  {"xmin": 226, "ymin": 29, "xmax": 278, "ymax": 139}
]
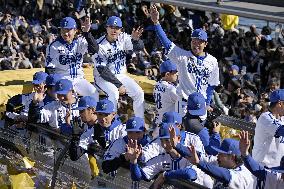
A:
[
  {"xmin": 65, "ymin": 105, "xmax": 72, "ymax": 125},
  {"xmin": 187, "ymin": 144, "xmax": 200, "ymax": 165},
  {"xmin": 33, "ymin": 83, "xmax": 46, "ymax": 94},
  {"xmin": 239, "ymin": 130, "xmax": 250, "ymax": 156},
  {"xmin": 131, "ymin": 26, "xmax": 143, "ymax": 41},
  {"xmin": 81, "ymin": 16, "xmax": 91, "ymax": 32},
  {"xmin": 33, "ymin": 90, "xmax": 46, "ymax": 104},
  {"xmin": 149, "ymin": 5, "xmax": 160, "ymax": 24},
  {"xmin": 118, "ymin": 86, "xmax": 126, "ymax": 95},
  {"xmin": 206, "ymin": 105, "xmax": 213, "ymax": 112},
  {"xmin": 212, "ymin": 121, "xmax": 221, "ymax": 133},
  {"xmin": 126, "ymin": 139, "xmax": 142, "ymax": 164},
  {"xmin": 169, "ymin": 125, "xmax": 179, "ymax": 147}
]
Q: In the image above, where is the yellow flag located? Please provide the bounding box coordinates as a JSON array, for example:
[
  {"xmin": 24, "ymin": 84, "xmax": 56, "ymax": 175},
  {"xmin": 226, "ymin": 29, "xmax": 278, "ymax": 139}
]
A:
[
  {"xmin": 88, "ymin": 155, "xmax": 99, "ymax": 177},
  {"xmin": 22, "ymin": 157, "xmax": 35, "ymax": 169}
]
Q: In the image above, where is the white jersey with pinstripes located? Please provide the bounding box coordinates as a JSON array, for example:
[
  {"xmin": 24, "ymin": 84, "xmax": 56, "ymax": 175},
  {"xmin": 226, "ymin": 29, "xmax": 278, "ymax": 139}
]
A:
[
  {"xmin": 92, "ymin": 32, "xmax": 133, "ymax": 77},
  {"xmin": 166, "ymin": 43, "xmax": 220, "ymax": 99},
  {"xmin": 45, "ymin": 36, "xmax": 88, "ymax": 80}
]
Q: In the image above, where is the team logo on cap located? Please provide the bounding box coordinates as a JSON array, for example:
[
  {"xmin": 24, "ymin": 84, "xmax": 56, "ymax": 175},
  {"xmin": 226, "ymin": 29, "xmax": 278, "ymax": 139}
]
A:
[
  {"xmin": 64, "ymin": 21, "xmax": 68, "ymax": 27},
  {"xmin": 196, "ymin": 103, "xmax": 201, "ymax": 109},
  {"xmin": 113, "ymin": 19, "xmax": 118, "ymax": 26},
  {"xmin": 58, "ymin": 83, "xmax": 63, "ymax": 90},
  {"xmin": 101, "ymin": 103, "xmax": 107, "ymax": 110},
  {"xmin": 162, "ymin": 114, "xmax": 167, "ymax": 122},
  {"xmin": 132, "ymin": 120, "xmax": 136, "ymax": 127}
]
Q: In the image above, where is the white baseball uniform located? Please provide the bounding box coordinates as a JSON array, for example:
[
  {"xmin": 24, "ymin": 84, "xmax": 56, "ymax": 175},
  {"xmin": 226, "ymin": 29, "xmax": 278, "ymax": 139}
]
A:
[
  {"xmin": 166, "ymin": 44, "xmax": 220, "ymax": 116},
  {"xmin": 256, "ymin": 170, "xmax": 284, "ymax": 189},
  {"xmin": 153, "ymin": 80, "xmax": 178, "ymax": 125},
  {"xmin": 141, "ymin": 152, "xmax": 205, "ymax": 186},
  {"xmin": 45, "ymin": 36, "xmax": 99, "ymax": 101},
  {"xmin": 252, "ymin": 111, "xmax": 284, "ymax": 167},
  {"xmin": 92, "ymin": 33, "xmax": 144, "ymax": 118},
  {"xmin": 141, "ymin": 131, "xmax": 205, "ymax": 163},
  {"xmin": 213, "ymin": 165, "xmax": 254, "ymax": 189}
]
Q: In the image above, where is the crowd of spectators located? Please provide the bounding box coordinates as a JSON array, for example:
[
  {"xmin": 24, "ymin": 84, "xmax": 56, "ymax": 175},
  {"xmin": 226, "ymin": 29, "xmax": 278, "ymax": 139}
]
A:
[{"xmin": 0, "ymin": 0, "xmax": 283, "ymax": 122}]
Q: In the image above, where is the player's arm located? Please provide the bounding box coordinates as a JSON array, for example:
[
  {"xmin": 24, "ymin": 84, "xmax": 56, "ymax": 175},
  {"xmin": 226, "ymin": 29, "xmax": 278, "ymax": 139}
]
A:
[
  {"xmin": 82, "ymin": 32, "xmax": 99, "ymax": 54},
  {"xmin": 163, "ymin": 168, "xmax": 197, "ymax": 181},
  {"xmin": 96, "ymin": 65, "xmax": 123, "ymax": 88},
  {"xmin": 69, "ymin": 135, "xmax": 87, "ymax": 161},
  {"xmin": 206, "ymin": 85, "xmax": 216, "ymax": 106},
  {"xmin": 242, "ymin": 155, "xmax": 266, "ymax": 180},
  {"xmin": 45, "ymin": 43, "xmax": 58, "ymax": 74},
  {"xmin": 80, "ymin": 16, "xmax": 99, "ymax": 54}
]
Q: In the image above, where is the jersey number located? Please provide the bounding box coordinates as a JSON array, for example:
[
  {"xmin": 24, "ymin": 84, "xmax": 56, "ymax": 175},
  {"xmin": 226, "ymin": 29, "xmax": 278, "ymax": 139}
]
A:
[{"xmin": 154, "ymin": 93, "xmax": 162, "ymax": 109}]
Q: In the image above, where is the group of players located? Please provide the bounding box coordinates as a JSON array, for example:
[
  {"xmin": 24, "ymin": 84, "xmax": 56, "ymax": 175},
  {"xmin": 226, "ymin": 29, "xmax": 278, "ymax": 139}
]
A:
[{"xmin": 6, "ymin": 4, "xmax": 284, "ymax": 189}]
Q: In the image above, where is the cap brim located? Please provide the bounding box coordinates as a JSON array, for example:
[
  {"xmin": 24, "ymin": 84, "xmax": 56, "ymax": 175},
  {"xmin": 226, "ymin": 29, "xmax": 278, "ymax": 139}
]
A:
[
  {"xmin": 126, "ymin": 129, "xmax": 144, "ymax": 132},
  {"xmin": 211, "ymin": 146, "xmax": 230, "ymax": 154},
  {"xmin": 95, "ymin": 110, "xmax": 113, "ymax": 114},
  {"xmin": 32, "ymin": 80, "xmax": 44, "ymax": 85},
  {"xmin": 270, "ymin": 167, "xmax": 284, "ymax": 173},
  {"xmin": 56, "ymin": 90, "xmax": 70, "ymax": 95},
  {"xmin": 72, "ymin": 106, "xmax": 87, "ymax": 110},
  {"xmin": 188, "ymin": 107, "xmax": 206, "ymax": 116}
]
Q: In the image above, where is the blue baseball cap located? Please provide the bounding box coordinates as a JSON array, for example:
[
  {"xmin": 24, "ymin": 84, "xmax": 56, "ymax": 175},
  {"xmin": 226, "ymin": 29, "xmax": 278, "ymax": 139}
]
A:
[
  {"xmin": 55, "ymin": 79, "xmax": 73, "ymax": 95},
  {"xmin": 46, "ymin": 74, "xmax": 61, "ymax": 86},
  {"xmin": 231, "ymin": 65, "xmax": 239, "ymax": 72},
  {"xmin": 212, "ymin": 138, "xmax": 241, "ymax": 156},
  {"xmin": 162, "ymin": 112, "xmax": 182, "ymax": 125},
  {"xmin": 96, "ymin": 99, "xmax": 115, "ymax": 114},
  {"xmin": 106, "ymin": 16, "xmax": 122, "ymax": 28},
  {"xmin": 270, "ymin": 89, "xmax": 284, "ymax": 103},
  {"xmin": 73, "ymin": 96, "xmax": 97, "ymax": 111},
  {"xmin": 159, "ymin": 60, "xmax": 177, "ymax": 74},
  {"xmin": 159, "ymin": 123, "xmax": 180, "ymax": 139},
  {"xmin": 187, "ymin": 92, "xmax": 206, "ymax": 116},
  {"xmin": 32, "ymin": 71, "xmax": 48, "ymax": 85},
  {"xmin": 60, "ymin": 17, "xmax": 77, "ymax": 29},
  {"xmin": 191, "ymin": 28, "xmax": 208, "ymax": 41},
  {"xmin": 126, "ymin": 117, "xmax": 145, "ymax": 132},
  {"xmin": 271, "ymin": 156, "xmax": 284, "ymax": 173}
]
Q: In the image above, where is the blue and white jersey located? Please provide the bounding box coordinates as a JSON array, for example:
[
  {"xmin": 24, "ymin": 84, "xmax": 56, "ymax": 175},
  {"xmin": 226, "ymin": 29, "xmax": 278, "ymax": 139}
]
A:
[
  {"xmin": 252, "ymin": 112, "xmax": 284, "ymax": 168},
  {"xmin": 79, "ymin": 126, "xmax": 94, "ymax": 150},
  {"xmin": 166, "ymin": 43, "xmax": 219, "ymax": 99},
  {"xmin": 141, "ymin": 153, "xmax": 205, "ymax": 185},
  {"xmin": 153, "ymin": 80, "xmax": 178, "ymax": 124},
  {"xmin": 37, "ymin": 99, "xmax": 80, "ymax": 129},
  {"xmin": 256, "ymin": 170, "xmax": 284, "ymax": 189},
  {"xmin": 213, "ymin": 165, "xmax": 253, "ymax": 189},
  {"xmin": 141, "ymin": 131, "xmax": 205, "ymax": 163},
  {"xmin": 45, "ymin": 36, "xmax": 88, "ymax": 80},
  {"xmin": 92, "ymin": 32, "xmax": 133, "ymax": 77}
]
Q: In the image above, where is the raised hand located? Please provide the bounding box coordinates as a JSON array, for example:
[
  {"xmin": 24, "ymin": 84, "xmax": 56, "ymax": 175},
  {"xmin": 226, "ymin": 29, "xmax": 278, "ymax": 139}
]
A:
[
  {"xmin": 125, "ymin": 139, "xmax": 142, "ymax": 164},
  {"xmin": 149, "ymin": 5, "xmax": 159, "ymax": 24},
  {"xmin": 169, "ymin": 125, "xmax": 179, "ymax": 147},
  {"xmin": 239, "ymin": 131, "xmax": 250, "ymax": 156},
  {"xmin": 81, "ymin": 16, "xmax": 91, "ymax": 32},
  {"xmin": 187, "ymin": 144, "xmax": 200, "ymax": 165},
  {"xmin": 131, "ymin": 26, "xmax": 143, "ymax": 41},
  {"xmin": 33, "ymin": 90, "xmax": 46, "ymax": 104}
]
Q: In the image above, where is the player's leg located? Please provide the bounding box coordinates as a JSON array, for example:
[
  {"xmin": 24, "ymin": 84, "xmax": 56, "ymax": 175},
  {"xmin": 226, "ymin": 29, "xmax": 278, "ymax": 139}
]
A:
[
  {"xmin": 73, "ymin": 78, "xmax": 99, "ymax": 101},
  {"xmin": 118, "ymin": 75, "xmax": 145, "ymax": 118},
  {"xmin": 94, "ymin": 77, "xmax": 119, "ymax": 111}
]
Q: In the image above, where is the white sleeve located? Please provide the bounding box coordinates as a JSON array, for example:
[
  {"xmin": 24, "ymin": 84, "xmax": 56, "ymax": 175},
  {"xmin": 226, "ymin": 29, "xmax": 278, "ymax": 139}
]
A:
[
  {"xmin": 103, "ymin": 139, "xmax": 125, "ymax": 160},
  {"xmin": 45, "ymin": 43, "xmax": 58, "ymax": 68},
  {"xmin": 260, "ymin": 113, "xmax": 283, "ymax": 136},
  {"xmin": 123, "ymin": 33, "xmax": 133, "ymax": 51},
  {"xmin": 78, "ymin": 36, "xmax": 88, "ymax": 55},
  {"xmin": 166, "ymin": 43, "xmax": 189, "ymax": 66},
  {"xmin": 208, "ymin": 60, "xmax": 220, "ymax": 86},
  {"xmin": 184, "ymin": 133, "xmax": 205, "ymax": 155},
  {"xmin": 141, "ymin": 139, "xmax": 164, "ymax": 163},
  {"xmin": 141, "ymin": 155, "xmax": 164, "ymax": 180},
  {"xmin": 79, "ymin": 127, "xmax": 94, "ymax": 150},
  {"xmin": 168, "ymin": 85, "xmax": 178, "ymax": 103},
  {"xmin": 39, "ymin": 102, "xmax": 58, "ymax": 128},
  {"xmin": 228, "ymin": 166, "xmax": 253, "ymax": 189}
]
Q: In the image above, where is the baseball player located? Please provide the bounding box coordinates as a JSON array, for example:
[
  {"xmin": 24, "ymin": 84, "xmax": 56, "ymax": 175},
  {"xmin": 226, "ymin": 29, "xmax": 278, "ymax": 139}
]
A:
[
  {"xmin": 102, "ymin": 116, "xmax": 150, "ymax": 174},
  {"xmin": 45, "ymin": 16, "xmax": 99, "ymax": 101},
  {"xmin": 150, "ymin": 5, "xmax": 220, "ymax": 116},
  {"xmin": 153, "ymin": 59, "xmax": 178, "ymax": 126},
  {"xmin": 141, "ymin": 111, "xmax": 205, "ymax": 164},
  {"xmin": 252, "ymin": 89, "xmax": 284, "ymax": 168},
  {"xmin": 187, "ymin": 138, "xmax": 254, "ymax": 189},
  {"xmin": 92, "ymin": 16, "xmax": 145, "ymax": 118},
  {"xmin": 127, "ymin": 123, "xmax": 199, "ymax": 188},
  {"xmin": 240, "ymin": 130, "xmax": 284, "ymax": 189}
]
